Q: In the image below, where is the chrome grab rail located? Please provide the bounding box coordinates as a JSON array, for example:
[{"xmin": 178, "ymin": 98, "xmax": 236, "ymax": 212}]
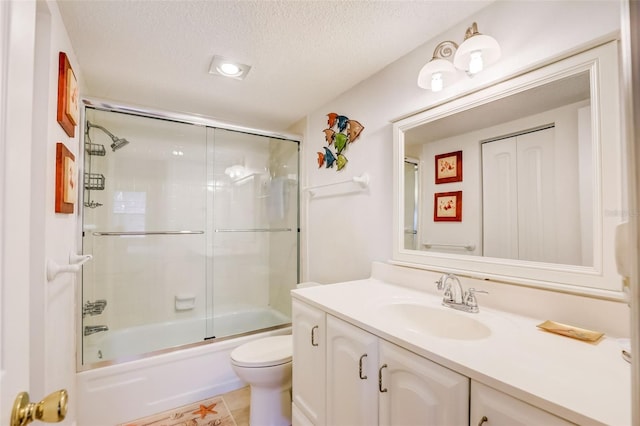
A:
[
  {"xmin": 92, "ymin": 231, "xmax": 204, "ymax": 236},
  {"xmin": 423, "ymin": 242, "xmax": 475, "ymax": 251},
  {"xmin": 214, "ymin": 228, "xmax": 292, "ymax": 232},
  {"xmin": 92, "ymin": 229, "xmax": 293, "ymax": 235}
]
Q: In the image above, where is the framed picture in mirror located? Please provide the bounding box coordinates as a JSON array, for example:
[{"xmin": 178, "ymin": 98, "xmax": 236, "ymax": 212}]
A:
[
  {"xmin": 435, "ymin": 150, "xmax": 462, "ymax": 184},
  {"xmin": 434, "ymin": 191, "xmax": 462, "ymax": 222}
]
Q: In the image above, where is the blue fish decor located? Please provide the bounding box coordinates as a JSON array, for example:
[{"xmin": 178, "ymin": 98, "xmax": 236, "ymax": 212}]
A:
[
  {"xmin": 323, "ymin": 147, "xmax": 336, "ymax": 168},
  {"xmin": 318, "ymin": 112, "xmax": 365, "ymax": 171}
]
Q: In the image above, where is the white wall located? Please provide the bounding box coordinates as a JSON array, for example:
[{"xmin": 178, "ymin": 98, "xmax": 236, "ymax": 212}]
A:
[
  {"xmin": 34, "ymin": 1, "xmax": 83, "ymax": 423},
  {"xmin": 303, "ymin": 0, "xmax": 621, "ymax": 284}
]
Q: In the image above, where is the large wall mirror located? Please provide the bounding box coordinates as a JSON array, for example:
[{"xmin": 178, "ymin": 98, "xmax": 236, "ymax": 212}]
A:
[{"xmin": 392, "ymin": 41, "xmax": 625, "ymax": 299}]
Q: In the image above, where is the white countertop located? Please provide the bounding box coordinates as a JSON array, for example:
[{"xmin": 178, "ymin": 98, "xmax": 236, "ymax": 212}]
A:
[{"xmin": 292, "ymin": 278, "xmax": 631, "ymax": 426}]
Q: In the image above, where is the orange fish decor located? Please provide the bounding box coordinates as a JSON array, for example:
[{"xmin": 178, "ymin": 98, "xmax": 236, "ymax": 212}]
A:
[{"xmin": 318, "ymin": 112, "xmax": 364, "ymax": 171}]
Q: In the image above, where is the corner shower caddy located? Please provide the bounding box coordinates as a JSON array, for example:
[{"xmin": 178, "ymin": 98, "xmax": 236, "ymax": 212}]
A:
[{"xmin": 84, "ymin": 130, "xmax": 106, "ymax": 208}]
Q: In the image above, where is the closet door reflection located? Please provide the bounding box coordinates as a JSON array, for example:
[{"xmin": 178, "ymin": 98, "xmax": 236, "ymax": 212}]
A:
[{"xmin": 482, "ymin": 125, "xmax": 588, "ymax": 265}]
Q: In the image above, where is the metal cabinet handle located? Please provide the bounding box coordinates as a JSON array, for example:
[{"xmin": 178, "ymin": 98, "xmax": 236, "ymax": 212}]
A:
[
  {"xmin": 359, "ymin": 354, "xmax": 368, "ymax": 379},
  {"xmin": 378, "ymin": 364, "xmax": 388, "ymax": 392},
  {"xmin": 478, "ymin": 416, "xmax": 488, "ymax": 426},
  {"xmin": 311, "ymin": 325, "xmax": 319, "ymax": 347}
]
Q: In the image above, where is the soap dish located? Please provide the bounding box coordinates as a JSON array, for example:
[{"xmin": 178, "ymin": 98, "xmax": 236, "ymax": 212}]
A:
[{"xmin": 536, "ymin": 320, "xmax": 604, "ymax": 342}]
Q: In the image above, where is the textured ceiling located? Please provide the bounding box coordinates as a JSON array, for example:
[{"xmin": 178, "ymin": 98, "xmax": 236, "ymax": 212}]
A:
[{"xmin": 57, "ymin": 0, "xmax": 492, "ymax": 133}]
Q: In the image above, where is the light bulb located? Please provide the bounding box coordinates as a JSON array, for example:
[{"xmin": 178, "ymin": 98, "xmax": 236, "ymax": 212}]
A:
[
  {"xmin": 431, "ymin": 72, "xmax": 443, "ymax": 92},
  {"xmin": 468, "ymin": 50, "xmax": 483, "ymax": 74},
  {"xmin": 218, "ymin": 62, "xmax": 241, "ymax": 76}
]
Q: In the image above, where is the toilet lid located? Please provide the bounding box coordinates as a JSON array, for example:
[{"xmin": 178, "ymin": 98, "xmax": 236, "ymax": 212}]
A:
[{"xmin": 230, "ymin": 335, "xmax": 292, "ymax": 368}]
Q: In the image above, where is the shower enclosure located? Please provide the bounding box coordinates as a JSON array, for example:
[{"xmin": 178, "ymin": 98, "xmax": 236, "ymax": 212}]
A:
[{"xmin": 80, "ymin": 103, "xmax": 299, "ymax": 367}]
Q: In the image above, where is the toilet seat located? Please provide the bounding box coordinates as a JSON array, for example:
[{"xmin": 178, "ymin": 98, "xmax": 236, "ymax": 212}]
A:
[{"xmin": 230, "ymin": 335, "xmax": 292, "ymax": 368}]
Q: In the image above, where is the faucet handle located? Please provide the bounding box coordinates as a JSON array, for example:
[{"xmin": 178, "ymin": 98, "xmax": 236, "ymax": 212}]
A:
[
  {"xmin": 435, "ymin": 274, "xmax": 447, "ymax": 291},
  {"xmin": 464, "ymin": 288, "xmax": 488, "ymax": 309}
]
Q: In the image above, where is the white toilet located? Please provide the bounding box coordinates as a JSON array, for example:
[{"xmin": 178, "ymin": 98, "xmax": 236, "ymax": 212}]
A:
[{"xmin": 230, "ymin": 334, "xmax": 293, "ymax": 426}]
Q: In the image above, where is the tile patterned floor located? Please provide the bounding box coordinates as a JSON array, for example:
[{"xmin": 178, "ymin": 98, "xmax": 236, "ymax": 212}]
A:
[
  {"xmin": 223, "ymin": 387, "xmax": 250, "ymax": 426},
  {"xmin": 119, "ymin": 387, "xmax": 250, "ymax": 426}
]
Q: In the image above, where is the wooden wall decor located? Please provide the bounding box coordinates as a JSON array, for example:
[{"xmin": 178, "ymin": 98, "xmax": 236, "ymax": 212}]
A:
[
  {"xmin": 55, "ymin": 142, "xmax": 76, "ymax": 214},
  {"xmin": 57, "ymin": 52, "xmax": 79, "ymax": 137}
]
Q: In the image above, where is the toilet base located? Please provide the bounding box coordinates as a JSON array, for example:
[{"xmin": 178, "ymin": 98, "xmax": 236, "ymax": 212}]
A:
[{"xmin": 248, "ymin": 385, "xmax": 291, "ymax": 426}]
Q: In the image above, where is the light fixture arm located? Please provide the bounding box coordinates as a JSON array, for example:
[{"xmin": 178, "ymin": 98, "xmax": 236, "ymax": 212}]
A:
[
  {"xmin": 464, "ymin": 22, "xmax": 480, "ymax": 40},
  {"xmin": 431, "ymin": 40, "xmax": 459, "ymax": 60}
]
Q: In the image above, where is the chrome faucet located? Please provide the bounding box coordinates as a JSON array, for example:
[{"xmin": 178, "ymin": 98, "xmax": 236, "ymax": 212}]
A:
[
  {"xmin": 83, "ymin": 299, "xmax": 107, "ymax": 317},
  {"xmin": 84, "ymin": 325, "xmax": 109, "ymax": 336},
  {"xmin": 435, "ymin": 273, "xmax": 488, "ymax": 313}
]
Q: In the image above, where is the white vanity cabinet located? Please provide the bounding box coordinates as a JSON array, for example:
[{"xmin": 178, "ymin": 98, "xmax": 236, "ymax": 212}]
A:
[
  {"xmin": 377, "ymin": 338, "xmax": 469, "ymax": 426},
  {"xmin": 292, "ymin": 299, "xmax": 326, "ymax": 426},
  {"xmin": 304, "ymin": 309, "xmax": 469, "ymax": 426},
  {"xmin": 326, "ymin": 314, "xmax": 379, "ymax": 425},
  {"xmin": 470, "ymin": 381, "xmax": 575, "ymax": 426}
]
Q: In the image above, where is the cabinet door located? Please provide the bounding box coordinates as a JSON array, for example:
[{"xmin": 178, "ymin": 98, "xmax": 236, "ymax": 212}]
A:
[
  {"xmin": 471, "ymin": 381, "xmax": 574, "ymax": 426},
  {"xmin": 378, "ymin": 340, "xmax": 469, "ymax": 426},
  {"xmin": 292, "ymin": 299, "xmax": 326, "ymax": 426},
  {"xmin": 326, "ymin": 315, "xmax": 379, "ymax": 426}
]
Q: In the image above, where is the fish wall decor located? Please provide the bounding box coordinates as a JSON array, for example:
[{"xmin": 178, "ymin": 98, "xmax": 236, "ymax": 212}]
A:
[{"xmin": 317, "ymin": 112, "xmax": 365, "ymax": 171}]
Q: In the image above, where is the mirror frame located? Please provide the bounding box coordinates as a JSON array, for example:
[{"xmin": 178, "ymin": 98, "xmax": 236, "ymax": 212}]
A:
[{"xmin": 392, "ymin": 40, "xmax": 624, "ymax": 300}]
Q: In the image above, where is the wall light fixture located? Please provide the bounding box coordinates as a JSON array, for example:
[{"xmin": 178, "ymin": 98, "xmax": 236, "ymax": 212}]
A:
[
  {"xmin": 418, "ymin": 22, "xmax": 501, "ymax": 92},
  {"xmin": 417, "ymin": 41, "xmax": 461, "ymax": 92}
]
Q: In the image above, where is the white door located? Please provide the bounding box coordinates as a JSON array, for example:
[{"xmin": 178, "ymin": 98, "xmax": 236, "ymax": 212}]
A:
[
  {"xmin": 516, "ymin": 128, "xmax": 556, "ymax": 263},
  {"xmin": 0, "ymin": 0, "xmax": 36, "ymax": 423},
  {"xmin": 326, "ymin": 315, "xmax": 378, "ymax": 426},
  {"xmin": 378, "ymin": 340, "xmax": 469, "ymax": 426},
  {"xmin": 482, "ymin": 137, "xmax": 519, "ymax": 259},
  {"xmin": 482, "ymin": 127, "xmax": 556, "ymax": 262}
]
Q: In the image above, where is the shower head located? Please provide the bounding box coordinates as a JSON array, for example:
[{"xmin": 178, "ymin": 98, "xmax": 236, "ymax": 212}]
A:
[
  {"xmin": 110, "ymin": 137, "xmax": 130, "ymax": 152},
  {"xmin": 87, "ymin": 121, "xmax": 131, "ymax": 152}
]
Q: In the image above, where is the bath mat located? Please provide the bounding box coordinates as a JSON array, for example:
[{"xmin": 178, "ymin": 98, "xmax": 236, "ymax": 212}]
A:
[{"xmin": 120, "ymin": 396, "xmax": 237, "ymax": 426}]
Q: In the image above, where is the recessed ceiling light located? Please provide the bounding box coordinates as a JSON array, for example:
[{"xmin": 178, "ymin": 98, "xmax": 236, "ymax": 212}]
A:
[{"xmin": 209, "ymin": 55, "xmax": 251, "ymax": 80}]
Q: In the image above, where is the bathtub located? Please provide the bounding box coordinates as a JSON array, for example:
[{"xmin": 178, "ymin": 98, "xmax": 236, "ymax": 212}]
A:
[
  {"xmin": 77, "ymin": 308, "xmax": 291, "ymax": 425},
  {"xmin": 82, "ymin": 307, "xmax": 290, "ymax": 364}
]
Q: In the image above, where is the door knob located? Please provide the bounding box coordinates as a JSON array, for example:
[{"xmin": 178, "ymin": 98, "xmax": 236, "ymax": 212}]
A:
[{"xmin": 10, "ymin": 389, "xmax": 68, "ymax": 426}]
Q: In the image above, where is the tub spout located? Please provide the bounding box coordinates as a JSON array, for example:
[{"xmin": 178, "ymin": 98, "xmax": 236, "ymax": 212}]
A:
[{"xmin": 84, "ymin": 325, "xmax": 109, "ymax": 336}]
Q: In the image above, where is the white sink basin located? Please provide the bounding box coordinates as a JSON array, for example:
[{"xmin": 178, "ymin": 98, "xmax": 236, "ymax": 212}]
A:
[{"xmin": 380, "ymin": 303, "xmax": 492, "ymax": 340}]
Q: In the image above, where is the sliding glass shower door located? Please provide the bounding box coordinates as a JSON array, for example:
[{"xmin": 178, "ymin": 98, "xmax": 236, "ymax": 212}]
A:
[
  {"xmin": 206, "ymin": 128, "xmax": 299, "ymax": 339},
  {"xmin": 82, "ymin": 108, "xmax": 208, "ymax": 364},
  {"xmin": 81, "ymin": 106, "xmax": 299, "ymax": 367}
]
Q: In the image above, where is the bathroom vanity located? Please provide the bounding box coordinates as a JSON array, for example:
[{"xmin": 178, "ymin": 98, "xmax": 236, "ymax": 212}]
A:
[{"xmin": 291, "ymin": 270, "xmax": 630, "ymax": 426}]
